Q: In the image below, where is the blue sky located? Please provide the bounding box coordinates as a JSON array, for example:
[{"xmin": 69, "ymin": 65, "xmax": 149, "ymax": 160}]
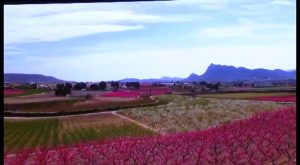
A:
[{"xmin": 4, "ymin": 0, "xmax": 296, "ymax": 81}]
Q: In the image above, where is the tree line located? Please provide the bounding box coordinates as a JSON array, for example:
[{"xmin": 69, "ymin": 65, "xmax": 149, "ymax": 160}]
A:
[{"xmin": 55, "ymin": 81, "xmax": 141, "ymax": 96}]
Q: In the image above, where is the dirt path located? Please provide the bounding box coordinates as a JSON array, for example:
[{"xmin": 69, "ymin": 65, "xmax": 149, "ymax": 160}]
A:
[
  {"xmin": 5, "ymin": 96, "xmax": 166, "ymax": 159},
  {"xmin": 111, "ymin": 111, "xmax": 166, "ymax": 136},
  {"xmin": 3, "ymin": 111, "xmax": 116, "ymax": 120},
  {"xmin": 4, "ymin": 109, "xmax": 165, "ymax": 136}
]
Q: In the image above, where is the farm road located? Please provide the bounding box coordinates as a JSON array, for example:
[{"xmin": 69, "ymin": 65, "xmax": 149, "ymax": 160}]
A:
[
  {"xmin": 3, "ymin": 111, "xmax": 115, "ymax": 120},
  {"xmin": 4, "ymin": 110, "xmax": 165, "ymax": 136},
  {"xmin": 111, "ymin": 111, "xmax": 166, "ymax": 136},
  {"xmin": 5, "ymin": 96, "xmax": 166, "ymax": 136}
]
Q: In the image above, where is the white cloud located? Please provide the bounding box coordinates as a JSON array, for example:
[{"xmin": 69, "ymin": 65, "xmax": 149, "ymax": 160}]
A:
[
  {"xmin": 165, "ymin": 0, "xmax": 231, "ymax": 9},
  {"xmin": 4, "ymin": 1, "xmax": 296, "ymax": 81},
  {"xmin": 4, "ymin": 50, "xmax": 26, "ymax": 55},
  {"xmin": 4, "ymin": 5, "xmax": 192, "ymax": 45},
  {"xmin": 165, "ymin": 0, "xmax": 255, "ymax": 10},
  {"xmin": 41, "ymin": 11, "xmax": 201, "ymax": 26},
  {"xmin": 199, "ymin": 26, "xmax": 253, "ymax": 38},
  {"xmin": 198, "ymin": 21, "xmax": 295, "ymax": 40},
  {"xmin": 235, "ymin": 1, "xmax": 295, "ymax": 18},
  {"xmin": 271, "ymin": 0, "xmax": 294, "ymax": 5},
  {"xmin": 201, "ymin": 45, "xmax": 296, "ymax": 71},
  {"xmin": 5, "ymin": 24, "xmax": 144, "ymax": 44},
  {"xmin": 168, "ymin": 0, "xmax": 230, "ymax": 5},
  {"xmin": 4, "ymin": 10, "xmax": 145, "ymax": 44},
  {"xmin": 4, "ymin": 45, "xmax": 26, "ymax": 55},
  {"xmin": 9, "ymin": 43, "xmax": 295, "ymax": 81}
]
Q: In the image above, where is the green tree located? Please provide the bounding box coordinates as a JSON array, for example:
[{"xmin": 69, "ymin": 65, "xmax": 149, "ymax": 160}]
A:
[
  {"xmin": 55, "ymin": 83, "xmax": 71, "ymax": 96},
  {"xmin": 111, "ymin": 81, "xmax": 120, "ymax": 89},
  {"xmin": 90, "ymin": 83, "xmax": 99, "ymax": 90},
  {"xmin": 99, "ymin": 81, "xmax": 107, "ymax": 90},
  {"xmin": 73, "ymin": 82, "xmax": 87, "ymax": 90}
]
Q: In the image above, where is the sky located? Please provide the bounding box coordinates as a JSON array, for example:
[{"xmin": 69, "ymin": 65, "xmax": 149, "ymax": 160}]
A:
[{"xmin": 4, "ymin": 0, "xmax": 296, "ymax": 81}]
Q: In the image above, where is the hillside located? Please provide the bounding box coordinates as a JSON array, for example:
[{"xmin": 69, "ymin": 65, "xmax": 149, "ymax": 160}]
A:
[
  {"xmin": 5, "ymin": 64, "xmax": 295, "ymax": 83},
  {"xmin": 4, "ymin": 73, "xmax": 67, "ymax": 83},
  {"xmin": 184, "ymin": 64, "xmax": 296, "ymax": 82}
]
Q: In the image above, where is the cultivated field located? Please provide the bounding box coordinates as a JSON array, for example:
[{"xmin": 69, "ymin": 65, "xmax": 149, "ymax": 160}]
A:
[
  {"xmin": 218, "ymin": 86, "xmax": 296, "ymax": 93},
  {"xmin": 119, "ymin": 95, "xmax": 291, "ymax": 134},
  {"xmin": 4, "ymin": 113, "xmax": 156, "ymax": 153},
  {"xmin": 102, "ymin": 87, "xmax": 172, "ymax": 98},
  {"xmin": 4, "ymin": 89, "xmax": 296, "ymax": 164},
  {"xmin": 4, "ymin": 89, "xmax": 48, "ymax": 98},
  {"xmin": 4, "ymin": 97, "xmax": 157, "ymax": 113},
  {"xmin": 5, "ymin": 107, "xmax": 296, "ymax": 164},
  {"xmin": 4, "ymin": 93, "xmax": 78, "ymax": 104},
  {"xmin": 199, "ymin": 92, "xmax": 295, "ymax": 99}
]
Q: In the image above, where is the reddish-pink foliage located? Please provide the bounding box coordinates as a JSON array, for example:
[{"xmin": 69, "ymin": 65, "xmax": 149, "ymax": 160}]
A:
[
  {"xmin": 4, "ymin": 149, "xmax": 33, "ymax": 165},
  {"xmin": 251, "ymin": 95, "xmax": 296, "ymax": 102},
  {"xmin": 102, "ymin": 87, "xmax": 172, "ymax": 98},
  {"xmin": 102, "ymin": 90, "xmax": 141, "ymax": 98},
  {"xmin": 5, "ymin": 107, "xmax": 296, "ymax": 164},
  {"xmin": 4, "ymin": 89, "xmax": 25, "ymax": 96},
  {"xmin": 55, "ymin": 146, "xmax": 76, "ymax": 165},
  {"xmin": 32, "ymin": 148, "xmax": 53, "ymax": 165}
]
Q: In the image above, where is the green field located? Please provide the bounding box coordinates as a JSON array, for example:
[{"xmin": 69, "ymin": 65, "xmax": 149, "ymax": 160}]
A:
[
  {"xmin": 4, "ymin": 114, "xmax": 156, "ymax": 153},
  {"xmin": 199, "ymin": 92, "xmax": 295, "ymax": 99}
]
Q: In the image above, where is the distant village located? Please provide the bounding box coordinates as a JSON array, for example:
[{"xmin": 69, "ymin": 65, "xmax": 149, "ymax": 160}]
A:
[{"xmin": 4, "ymin": 78, "xmax": 296, "ymax": 94}]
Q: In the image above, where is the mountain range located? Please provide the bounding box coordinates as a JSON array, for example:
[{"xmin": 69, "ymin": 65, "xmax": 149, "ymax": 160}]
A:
[
  {"xmin": 4, "ymin": 64, "xmax": 296, "ymax": 83},
  {"xmin": 119, "ymin": 76, "xmax": 183, "ymax": 83},
  {"xmin": 4, "ymin": 73, "xmax": 67, "ymax": 83},
  {"xmin": 183, "ymin": 64, "xmax": 296, "ymax": 82}
]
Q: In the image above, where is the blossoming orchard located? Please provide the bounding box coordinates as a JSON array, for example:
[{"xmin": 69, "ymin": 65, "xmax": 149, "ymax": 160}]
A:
[
  {"xmin": 4, "ymin": 83, "xmax": 296, "ymax": 164},
  {"xmin": 4, "ymin": 107, "xmax": 296, "ymax": 164}
]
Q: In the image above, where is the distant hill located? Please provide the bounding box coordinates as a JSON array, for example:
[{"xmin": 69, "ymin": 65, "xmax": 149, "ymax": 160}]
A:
[
  {"xmin": 184, "ymin": 64, "xmax": 296, "ymax": 82},
  {"xmin": 4, "ymin": 73, "xmax": 67, "ymax": 83},
  {"xmin": 286, "ymin": 69, "xmax": 296, "ymax": 72},
  {"xmin": 5, "ymin": 64, "xmax": 295, "ymax": 83},
  {"xmin": 119, "ymin": 76, "xmax": 183, "ymax": 83}
]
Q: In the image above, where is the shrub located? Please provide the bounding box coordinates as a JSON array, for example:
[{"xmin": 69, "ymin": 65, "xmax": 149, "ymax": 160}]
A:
[
  {"xmin": 55, "ymin": 84, "xmax": 71, "ymax": 97},
  {"xmin": 99, "ymin": 81, "xmax": 107, "ymax": 90},
  {"xmin": 111, "ymin": 81, "xmax": 120, "ymax": 90},
  {"xmin": 89, "ymin": 84, "xmax": 99, "ymax": 90},
  {"xmin": 73, "ymin": 83, "xmax": 87, "ymax": 90},
  {"xmin": 126, "ymin": 82, "xmax": 140, "ymax": 89}
]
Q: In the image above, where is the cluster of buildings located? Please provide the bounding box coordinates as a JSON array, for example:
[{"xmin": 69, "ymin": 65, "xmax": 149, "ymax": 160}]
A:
[{"xmin": 4, "ymin": 82, "xmax": 56, "ymax": 90}]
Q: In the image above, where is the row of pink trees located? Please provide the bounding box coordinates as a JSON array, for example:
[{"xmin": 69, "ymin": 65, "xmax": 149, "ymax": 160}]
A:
[
  {"xmin": 252, "ymin": 95, "xmax": 296, "ymax": 102},
  {"xmin": 102, "ymin": 87, "xmax": 172, "ymax": 98},
  {"xmin": 5, "ymin": 107, "xmax": 296, "ymax": 164},
  {"xmin": 3, "ymin": 89, "xmax": 25, "ymax": 96}
]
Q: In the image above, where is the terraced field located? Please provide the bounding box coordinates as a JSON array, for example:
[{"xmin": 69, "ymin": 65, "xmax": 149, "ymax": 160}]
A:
[
  {"xmin": 119, "ymin": 95, "xmax": 291, "ymax": 134},
  {"xmin": 4, "ymin": 113, "xmax": 156, "ymax": 153}
]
